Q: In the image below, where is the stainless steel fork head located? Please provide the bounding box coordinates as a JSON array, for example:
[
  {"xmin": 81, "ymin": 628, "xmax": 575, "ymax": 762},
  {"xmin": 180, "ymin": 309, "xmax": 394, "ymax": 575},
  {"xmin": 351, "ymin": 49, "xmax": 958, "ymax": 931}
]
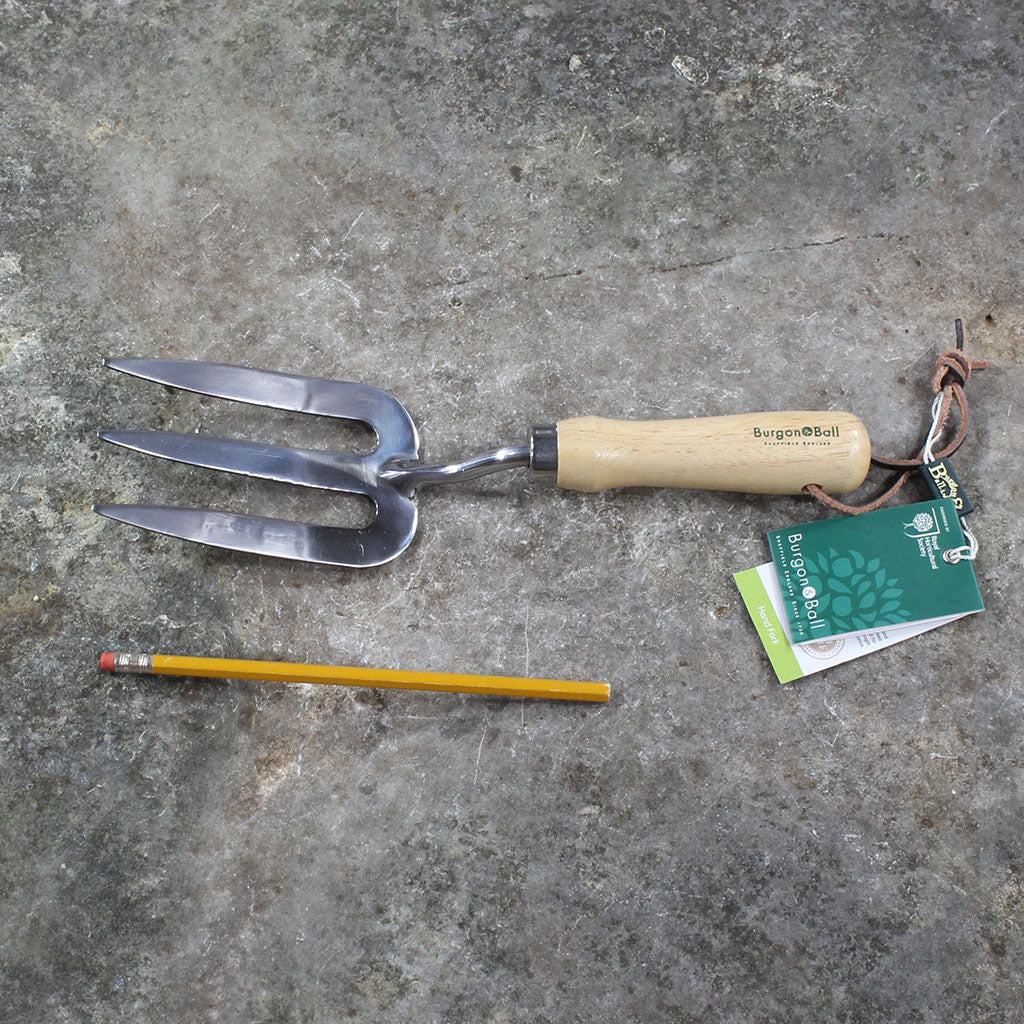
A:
[{"xmin": 95, "ymin": 358, "xmax": 427, "ymax": 567}]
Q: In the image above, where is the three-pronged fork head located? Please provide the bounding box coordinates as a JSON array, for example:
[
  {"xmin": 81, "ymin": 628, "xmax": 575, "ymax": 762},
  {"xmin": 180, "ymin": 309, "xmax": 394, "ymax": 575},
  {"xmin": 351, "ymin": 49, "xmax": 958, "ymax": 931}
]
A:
[{"xmin": 95, "ymin": 358, "xmax": 423, "ymax": 567}]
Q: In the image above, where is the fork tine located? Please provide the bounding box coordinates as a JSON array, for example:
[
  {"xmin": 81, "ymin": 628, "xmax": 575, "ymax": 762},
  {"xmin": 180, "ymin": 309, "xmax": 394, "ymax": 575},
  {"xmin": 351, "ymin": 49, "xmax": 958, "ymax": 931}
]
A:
[
  {"xmin": 100, "ymin": 430, "xmax": 378, "ymax": 494},
  {"xmin": 92, "ymin": 503, "xmax": 418, "ymax": 567},
  {"xmin": 103, "ymin": 357, "xmax": 419, "ymax": 457}
]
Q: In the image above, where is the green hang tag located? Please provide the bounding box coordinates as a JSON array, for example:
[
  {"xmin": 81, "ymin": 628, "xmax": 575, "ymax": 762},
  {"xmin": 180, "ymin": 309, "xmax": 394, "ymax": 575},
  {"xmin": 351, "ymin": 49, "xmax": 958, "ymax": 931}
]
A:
[{"xmin": 767, "ymin": 499, "xmax": 983, "ymax": 643}]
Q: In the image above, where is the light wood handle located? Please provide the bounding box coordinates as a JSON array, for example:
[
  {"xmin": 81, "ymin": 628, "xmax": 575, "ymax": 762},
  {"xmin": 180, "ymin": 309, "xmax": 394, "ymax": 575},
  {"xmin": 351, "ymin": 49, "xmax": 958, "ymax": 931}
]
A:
[{"xmin": 555, "ymin": 411, "xmax": 870, "ymax": 495}]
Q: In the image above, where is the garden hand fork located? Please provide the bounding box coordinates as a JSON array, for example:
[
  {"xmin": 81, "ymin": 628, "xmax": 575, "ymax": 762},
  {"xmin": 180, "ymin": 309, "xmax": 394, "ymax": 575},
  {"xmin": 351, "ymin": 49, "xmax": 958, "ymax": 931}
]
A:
[{"xmin": 95, "ymin": 358, "xmax": 871, "ymax": 567}]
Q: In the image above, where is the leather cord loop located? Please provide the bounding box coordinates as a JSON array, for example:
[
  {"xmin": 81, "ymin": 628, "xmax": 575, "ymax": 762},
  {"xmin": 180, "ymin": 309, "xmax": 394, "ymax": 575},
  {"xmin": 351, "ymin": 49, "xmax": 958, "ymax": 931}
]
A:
[{"xmin": 805, "ymin": 319, "xmax": 986, "ymax": 515}]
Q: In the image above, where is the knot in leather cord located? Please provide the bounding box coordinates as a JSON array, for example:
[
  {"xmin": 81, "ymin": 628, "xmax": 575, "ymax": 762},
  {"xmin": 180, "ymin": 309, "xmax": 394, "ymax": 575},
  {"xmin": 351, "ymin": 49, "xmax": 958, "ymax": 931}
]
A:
[
  {"xmin": 932, "ymin": 347, "xmax": 981, "ymax": 391},
  {"xmin": 805, "ymin": 319, "xmax": 987, "ymax": 515}
]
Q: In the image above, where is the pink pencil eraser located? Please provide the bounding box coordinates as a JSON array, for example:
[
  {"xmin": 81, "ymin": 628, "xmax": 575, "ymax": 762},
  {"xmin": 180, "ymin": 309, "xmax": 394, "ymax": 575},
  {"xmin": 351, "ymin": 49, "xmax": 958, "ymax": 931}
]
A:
[{"xmin": 99, "ymin": 652, "xmax": 115, "ymax": 672}]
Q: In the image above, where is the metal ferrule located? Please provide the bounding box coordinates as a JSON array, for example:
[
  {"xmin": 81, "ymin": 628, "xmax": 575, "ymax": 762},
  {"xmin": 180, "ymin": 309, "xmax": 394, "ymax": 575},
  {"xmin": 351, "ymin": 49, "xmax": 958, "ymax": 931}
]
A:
[
  {"xmin": 110, "ymin": 653, "xmax": 155, "ymax": 674},
  {"xmin": 528, "ymin": 424, "xmax": 558, "ymax": 483}
]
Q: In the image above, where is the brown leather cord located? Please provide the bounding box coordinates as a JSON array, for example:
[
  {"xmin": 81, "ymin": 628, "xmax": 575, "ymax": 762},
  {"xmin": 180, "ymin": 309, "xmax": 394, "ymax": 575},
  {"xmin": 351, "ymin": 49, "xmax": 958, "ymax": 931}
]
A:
[{"xmin": 804, "ymin": 320, "xmax": 986, "ymax": 515}]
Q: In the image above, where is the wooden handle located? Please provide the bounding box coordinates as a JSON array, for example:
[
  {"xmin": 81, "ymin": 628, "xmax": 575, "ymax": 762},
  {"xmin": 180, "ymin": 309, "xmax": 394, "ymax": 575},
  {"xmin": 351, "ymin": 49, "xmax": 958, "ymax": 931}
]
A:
[{"xmin": 555, "ymin": 411, "xmax": 870, "ymax": 495}]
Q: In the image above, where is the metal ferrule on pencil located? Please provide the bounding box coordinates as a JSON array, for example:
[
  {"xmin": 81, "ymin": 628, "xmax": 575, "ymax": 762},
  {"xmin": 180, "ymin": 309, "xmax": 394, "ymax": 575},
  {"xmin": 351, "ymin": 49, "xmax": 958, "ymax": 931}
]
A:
[{"xmin": 107, "ymin": 652, "xmax": 154, "ymax": 674}]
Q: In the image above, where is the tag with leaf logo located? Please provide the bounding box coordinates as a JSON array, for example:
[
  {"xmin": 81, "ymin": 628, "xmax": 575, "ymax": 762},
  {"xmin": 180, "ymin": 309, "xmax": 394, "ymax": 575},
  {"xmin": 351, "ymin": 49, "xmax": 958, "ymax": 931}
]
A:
[
  {"xmin": 766, "ymin": 499, "xmax": 983, "ymax": 643},
  {"xmin": 802, "ymin": 548, "xmax": 910, "ymax": 633}
]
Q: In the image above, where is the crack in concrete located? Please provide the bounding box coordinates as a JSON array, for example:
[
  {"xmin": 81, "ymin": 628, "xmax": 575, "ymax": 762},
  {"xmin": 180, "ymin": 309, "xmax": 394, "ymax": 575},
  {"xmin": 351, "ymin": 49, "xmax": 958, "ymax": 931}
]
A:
[
  {"xmin": 515, "ymin": 232, "xmax": 905, "ymax": 285},
  {"xmin": 652, "ymin": 232, "xmax": 906, "ymax": 275}
]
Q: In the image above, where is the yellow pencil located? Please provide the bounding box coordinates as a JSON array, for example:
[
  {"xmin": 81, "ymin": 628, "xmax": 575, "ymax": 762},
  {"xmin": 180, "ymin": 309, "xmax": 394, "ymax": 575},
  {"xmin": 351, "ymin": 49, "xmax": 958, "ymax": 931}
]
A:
[{"xmin": 99, "ymin": 652, "xmax": 610, "ymax": 702}]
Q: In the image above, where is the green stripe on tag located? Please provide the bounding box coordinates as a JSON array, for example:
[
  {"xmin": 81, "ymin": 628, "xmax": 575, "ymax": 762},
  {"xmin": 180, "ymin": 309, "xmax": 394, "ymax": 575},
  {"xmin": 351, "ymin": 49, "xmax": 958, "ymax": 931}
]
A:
[{"xmin": 734, "ymin": 567, "xmax": 803, "ymax": 684}]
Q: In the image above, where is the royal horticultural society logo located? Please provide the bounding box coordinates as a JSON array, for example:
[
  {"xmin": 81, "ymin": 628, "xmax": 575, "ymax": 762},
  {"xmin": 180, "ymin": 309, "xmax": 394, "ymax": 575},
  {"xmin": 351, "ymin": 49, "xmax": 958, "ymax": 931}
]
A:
[
  {"xmin": 797, "ymin": 547, "xmax": 910, "ymax": 633},
  {"xmin": 901, "ymin": 504, "xmax": 949, "ymax": 569},
  {"xmin": 905, "ymin": 511, "xmax": 936, "ymax": 536}
]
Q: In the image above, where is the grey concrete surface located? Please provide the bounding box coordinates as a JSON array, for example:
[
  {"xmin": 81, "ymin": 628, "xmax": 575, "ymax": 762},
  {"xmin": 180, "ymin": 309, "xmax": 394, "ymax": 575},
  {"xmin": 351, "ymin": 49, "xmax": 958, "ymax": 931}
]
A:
[{"xmin": 2, "ymin": 2, "xmax": 1022, "ymax": 1021}]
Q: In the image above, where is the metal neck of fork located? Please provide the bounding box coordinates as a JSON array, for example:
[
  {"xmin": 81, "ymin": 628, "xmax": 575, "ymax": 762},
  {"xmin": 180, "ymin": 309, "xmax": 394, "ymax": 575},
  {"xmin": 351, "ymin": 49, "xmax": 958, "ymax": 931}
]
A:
[{"xmin": 381, "ymin": 425, "xmax": 558, "ymax": 493}]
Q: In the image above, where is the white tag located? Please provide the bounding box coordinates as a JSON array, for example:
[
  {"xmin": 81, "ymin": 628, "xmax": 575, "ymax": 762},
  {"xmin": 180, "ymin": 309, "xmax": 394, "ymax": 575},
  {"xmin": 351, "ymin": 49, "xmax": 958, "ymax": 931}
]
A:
[{"xmin": 735, "ymin": 562, "xmax": 971, "ymax": 683}]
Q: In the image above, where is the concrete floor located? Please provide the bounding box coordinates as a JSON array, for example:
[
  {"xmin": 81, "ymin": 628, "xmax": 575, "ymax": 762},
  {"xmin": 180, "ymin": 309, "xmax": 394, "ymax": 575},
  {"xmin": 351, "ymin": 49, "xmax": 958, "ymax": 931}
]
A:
[{"xmin": 2, "ymin": 2, "xmax": 1023, "ymax": 1021}]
